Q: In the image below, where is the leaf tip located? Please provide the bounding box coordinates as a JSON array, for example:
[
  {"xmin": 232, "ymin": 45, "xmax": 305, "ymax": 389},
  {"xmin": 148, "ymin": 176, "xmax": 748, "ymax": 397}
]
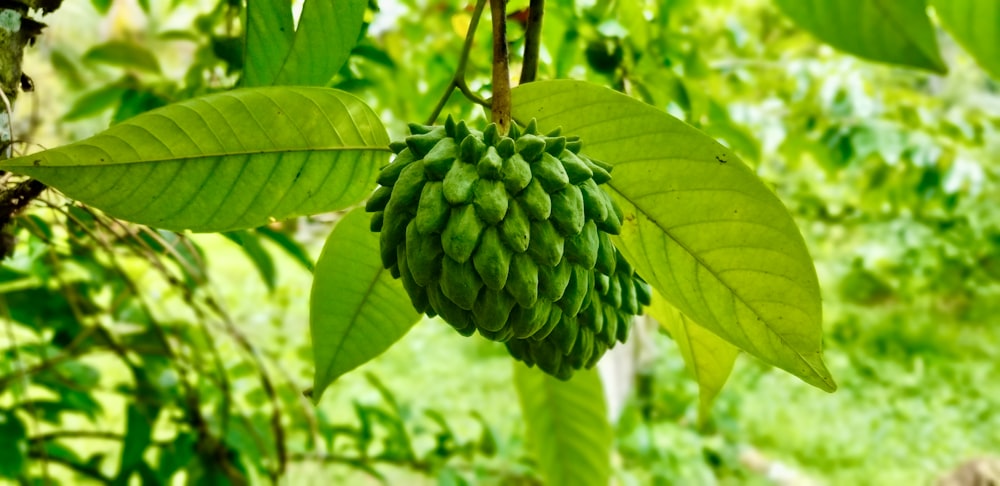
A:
[{"xmin": 800, "ymin": 353, "xmax": 837, "ymax": 393}]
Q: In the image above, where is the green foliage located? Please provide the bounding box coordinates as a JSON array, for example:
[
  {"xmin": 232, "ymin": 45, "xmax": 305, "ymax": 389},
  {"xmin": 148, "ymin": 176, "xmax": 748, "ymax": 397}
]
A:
[
  {"xmin": 2, "ymin": 87, "xmax": 390, "ymax": 232},
  {"xmin": 311, "ymin": 208, "xmax": 420, "ymax": 400},
  {"xmin": 276, "ymin": 0, "xmax": 366, "ymax": 86},
  {"xmin": 0, "ymin": 410, "xmax": 27, "ymax": 478},
  {"xmin": 774, "ymin": 0, "xmax": 947, "ymax": 73},
  {"xmin": 514, "ymin": 365, "xmax": 612, "ymax": 486},
  {"xmin": 6, "ymin": 0, "xmax": 1000, "ymax": 483},
  {"xmin": 648, "ymin": 293, "xmax": 739, "ymax": 423},
  {"xmin": 932, "ymin": 0, "xmax": 1000, "ymax": 79},
  {"xmin": 242, "ymin": 0, "xmax": 294, "ymax": 87},
  {"xmin": 223, "ymin": 229, "xmax": 279, "ymax": 290},
  {"xmin": 512, "ymin": 80, "xmax": 835, "ymax": 392},
  {"xmin": 83, "ymin": 40, "xmax": 162, "ymax": 74}
]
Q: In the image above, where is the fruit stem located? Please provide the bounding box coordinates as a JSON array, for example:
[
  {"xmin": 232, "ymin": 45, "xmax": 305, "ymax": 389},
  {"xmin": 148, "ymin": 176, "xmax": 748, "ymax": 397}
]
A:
[
  {"xmin": 519, "ymin": 0, "xmax": 544, "ymax": 84},
  {"xmin": 426, "ymin": 0, "xmax": 491, "ymax": 125},
  {"xmin": 490, "ymin": 0, "xmax": 512, "ymax": 135}
]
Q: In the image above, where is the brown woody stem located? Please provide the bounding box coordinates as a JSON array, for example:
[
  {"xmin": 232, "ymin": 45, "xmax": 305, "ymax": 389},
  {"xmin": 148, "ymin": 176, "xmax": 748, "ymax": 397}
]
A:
[
  {"xmin": 519, "ymin": 0, "xmax": 544, "ymax": 84},
  {"xmin": 490, "ymin": 0, "xmax": 511, "ymax": 134}
]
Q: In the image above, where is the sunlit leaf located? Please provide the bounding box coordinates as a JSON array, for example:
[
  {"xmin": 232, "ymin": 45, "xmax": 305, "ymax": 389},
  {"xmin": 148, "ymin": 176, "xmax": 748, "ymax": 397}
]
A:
[
  {"xmin": 513, "ymin": 365, "xmax": 611, "ymax": 486},
  {"xmin": 774, "ymin": 0, "xmax": 946, "ymax": 73},
  {"xmin": 932, "ymin": 0, "xmax": 1000, "ymax": 80},
  {"xmin": 647, "ymin": 291, "xmax": 739, "ymax": 422},
  {"xmin": 243, "ymin": 0, "xmax": 294, "ymax": 87},
  {"xmin": 310, "ymin": 208, "xmax": 421, "ymax": 401},
  {"xmin": 273, "ymin": 0, "xmax": 367, "ymax": 86},
  {"xmin": 1, "ymin": 87, "xmax": 390, "ymax": 233},
  {"xmin": 512, "ymin": 80, "xmax": 836, "ymax": 392}
]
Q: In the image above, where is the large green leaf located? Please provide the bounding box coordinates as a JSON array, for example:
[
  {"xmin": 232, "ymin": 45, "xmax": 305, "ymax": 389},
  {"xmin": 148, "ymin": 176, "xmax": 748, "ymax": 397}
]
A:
[
  {"xmin": 1, "ymin": 87, "xmax": 389, "ymax": 232},
  {"xmin": 932, "ymin": 0, "xmax": 1000, "ymax": 80},
  {"xmin": 243, "ymin": 0, "xmax": 295, "ymax": 87},
  {"xmin": 513, "ymin": 365, "xmax": 612, "ymax": 486},
  {"xmin": 512, "ymin": 80, "xmax": 836, "ymax": 392},
  {"xmin": 273, "ymin": 0, "xmax": 367, "ymax": 86},
  {"xmin": 647, "ymin": 291, "xmax": 739, "ymax": 423},
  {"xmin": 774, "ymin": 0, "xmax": 946, "ymax": 73},
  {"xmin": 310, "ymin": 208, "xmax": 421, "ymax": 401}
]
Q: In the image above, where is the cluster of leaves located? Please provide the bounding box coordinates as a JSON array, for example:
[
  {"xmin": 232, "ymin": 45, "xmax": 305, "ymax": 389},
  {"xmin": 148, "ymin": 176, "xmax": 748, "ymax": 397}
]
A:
[
  {"xmin": 0, "ymin": 191, "xmax": 502, "ymax": 483},
  {"xmin": 4, "ymin": 0, "xmax": 999, "ymax": 484},
  {"xmin": 0, "ymin": 0, "xmax": 506, "ymax": 483}
]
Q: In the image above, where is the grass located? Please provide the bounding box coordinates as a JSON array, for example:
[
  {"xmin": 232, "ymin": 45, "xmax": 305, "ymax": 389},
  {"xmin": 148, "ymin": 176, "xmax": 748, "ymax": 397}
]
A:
[{"xmin": 193, "ymin": 229, "xmax": 1000, "ymax": 485}]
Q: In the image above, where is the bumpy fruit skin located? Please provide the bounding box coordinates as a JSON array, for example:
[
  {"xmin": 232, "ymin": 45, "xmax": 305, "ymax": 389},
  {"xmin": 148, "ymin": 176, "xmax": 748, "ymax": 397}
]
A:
[{"xmin": 366, "ymin": 116, "xmax": 650, "ymax": 380}]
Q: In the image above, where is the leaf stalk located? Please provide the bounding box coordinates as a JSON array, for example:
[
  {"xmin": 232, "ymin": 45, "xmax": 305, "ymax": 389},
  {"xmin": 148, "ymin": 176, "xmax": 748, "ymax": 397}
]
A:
[{"xmin": 490, "ymin": 0, "xmax": 512, "ymax": 134}]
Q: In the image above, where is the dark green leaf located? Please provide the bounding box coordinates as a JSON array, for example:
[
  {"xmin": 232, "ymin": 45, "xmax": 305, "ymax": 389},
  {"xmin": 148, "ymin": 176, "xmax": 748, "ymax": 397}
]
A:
[
  {"xmin": 111, "ymin": 89, "xmax": 169, "ymax": 124},
  {"xmin": 256, "ymin": 226, "xmax": 315, "ymax": 272},
  {"xmin": 0, "ymin": 410, "xmax": 27, "ymax": 478},
  {"xmin": 117, "ymin": 404, "xmax": 154, "ymax": 479},
  {"xmin": 774, "ymin": 0, "xmax": 946, "ymax": 73},
  {"xmin": 83, "ymin": 41, "xmax": 162, "ymax": 74},
  {"xmin": 157, "ymin": 433, "xmax": 196, "ymax": 482},
  {"xmin": 2, "ymin": 87, "xmax": 390, "ymax": 233},
  {"xmin": 63, "ymin": 85, "xmax": 127, "ymax": 121},
  {"xmin": 511, "ymin": 80, "xmax": 836, "ymax": 391},
  {"xmin": 273, "ymin": 0, "xmax": 367, "ymax": 86},
  {"xmin": 90, "ymin": 0, "xmax": 111, "ymax": 13},
  {"xmin": 310, "ymin": 208, "xmax": 421, "ymax": 401},
  {"xmin": 223, "ymin": 230, "xmax": 277, "ymax": 291},
  {"xmin": 513, "ymin": 365, "xmax": 611, "ymax": 486},
  {"xmin": 212, "ymin": 36, "xmax": 244, "ymax": 74}
]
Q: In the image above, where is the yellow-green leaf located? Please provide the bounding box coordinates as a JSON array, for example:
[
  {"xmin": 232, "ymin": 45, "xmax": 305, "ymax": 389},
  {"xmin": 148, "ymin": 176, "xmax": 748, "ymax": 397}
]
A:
[
  {"xmin": 512, "ymin": 80, "xmax": 835, "ymax": 392},
  {"xmin": 273, "ymin": 0, "xmax": 367, "ymax": 86},
  {"xmin": 243, "ymin": 0, "xmax": 295, "ymax": 87},
  {"xmin": 514, "ymin": 365, "xmax": 612, "ymax": 486},
  {"xmin": 1, "ymin": 87, "xmax": 389, "ymax": 233},
  {"xmin": 775, "ymin": 0, "xmax": 946, "ymax": 73},
  {"xmin": 310, "ymin": 208, "xmax": 421, "ymax": 401},
  {"xmin": 932, "ymin": 0, "xmax": 1000, "ymax": 80}
]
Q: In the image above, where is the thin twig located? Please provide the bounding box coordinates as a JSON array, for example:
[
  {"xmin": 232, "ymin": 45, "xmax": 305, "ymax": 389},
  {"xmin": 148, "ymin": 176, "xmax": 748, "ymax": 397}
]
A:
[
  {"xmin": 490, "ymin": 0, "xmax": 512, "ymax": 133},
  {"xmin": 426, "ymin": 0, "xmax": 491, "ymax": 124},
  {"xmin": 519, "ymin": 0, "xmax": 544, "ymax": 84},
  {"xmin": 202, "ymin": 296, "xmax": 288, "ymax": 478}
]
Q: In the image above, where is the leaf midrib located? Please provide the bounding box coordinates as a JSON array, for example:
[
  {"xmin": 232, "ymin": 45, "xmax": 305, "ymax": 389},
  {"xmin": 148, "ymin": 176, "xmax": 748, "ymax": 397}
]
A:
[
  {"xmin": 608, "ymin": 181, "xmax": 833, "ymax": 389},
  {"xmin": 319, "ymin": 263, "xmax": 385, "ymax": 388},
  {"xmin": 3, "ymin": 145, "xmax": 393, "ymax": 170}
]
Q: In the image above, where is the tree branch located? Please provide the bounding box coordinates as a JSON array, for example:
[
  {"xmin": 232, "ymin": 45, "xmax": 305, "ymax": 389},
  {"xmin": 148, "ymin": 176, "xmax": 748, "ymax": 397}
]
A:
[
  {"xmin": 519, "ymin": 0, "xmax": 544, "ymax": 84},
  {"xmin": 426, "ymin": 0, "xmax": 491, "ymax": 125}
]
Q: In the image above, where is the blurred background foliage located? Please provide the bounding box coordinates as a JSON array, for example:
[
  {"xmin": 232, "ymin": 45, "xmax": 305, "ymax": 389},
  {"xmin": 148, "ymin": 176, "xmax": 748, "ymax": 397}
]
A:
[{"xmin": 1, "ymin": 0, "xmax": 999, "ymax": 484}]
